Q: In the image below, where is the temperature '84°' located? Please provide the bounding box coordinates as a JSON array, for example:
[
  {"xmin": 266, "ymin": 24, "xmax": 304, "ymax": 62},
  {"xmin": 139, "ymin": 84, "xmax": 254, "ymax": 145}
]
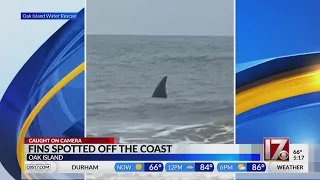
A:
[{"xmin": 195, "ymin": 163, "xmax": 214, "ymax": 172}]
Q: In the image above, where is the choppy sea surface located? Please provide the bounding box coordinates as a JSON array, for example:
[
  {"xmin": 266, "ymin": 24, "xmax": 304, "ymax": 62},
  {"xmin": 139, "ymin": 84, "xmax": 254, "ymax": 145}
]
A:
[{"xmin": 86, "ymin": 35, "xmax": 234, "ymax": 180}]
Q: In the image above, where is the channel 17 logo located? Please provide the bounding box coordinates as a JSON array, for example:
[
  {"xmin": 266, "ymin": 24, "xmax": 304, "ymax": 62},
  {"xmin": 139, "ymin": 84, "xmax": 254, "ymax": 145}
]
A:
[{"xmin": 264, "ymin": 138, "xmax": 289, "ymax": 161}]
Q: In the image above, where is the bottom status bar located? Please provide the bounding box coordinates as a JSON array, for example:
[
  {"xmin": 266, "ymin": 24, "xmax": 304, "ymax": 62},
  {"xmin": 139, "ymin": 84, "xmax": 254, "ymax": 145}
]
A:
[{"xmin": 24, "ymin": 161, "xmax": 309, "ymax": 173}]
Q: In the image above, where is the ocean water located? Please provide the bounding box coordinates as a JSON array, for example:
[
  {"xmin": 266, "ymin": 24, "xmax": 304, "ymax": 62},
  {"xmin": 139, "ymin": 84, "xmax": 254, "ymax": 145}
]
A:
[{"xmin": 86, "ymin": 35, "xmax": 234, "ymax": 179}]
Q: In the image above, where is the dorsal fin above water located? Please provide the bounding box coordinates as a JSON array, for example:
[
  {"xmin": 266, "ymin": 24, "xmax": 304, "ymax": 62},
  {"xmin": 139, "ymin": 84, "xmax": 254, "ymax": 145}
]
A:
[{"xmin": 152, "ymin": 76, "xmax": 167, "ymax": 98}]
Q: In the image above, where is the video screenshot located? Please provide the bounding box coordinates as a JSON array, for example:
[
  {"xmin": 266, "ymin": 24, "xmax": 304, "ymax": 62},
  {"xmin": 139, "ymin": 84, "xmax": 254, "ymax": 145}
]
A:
[{"xmin": 0, "ymin": 0, "xmax": 319, "ymax": 180}]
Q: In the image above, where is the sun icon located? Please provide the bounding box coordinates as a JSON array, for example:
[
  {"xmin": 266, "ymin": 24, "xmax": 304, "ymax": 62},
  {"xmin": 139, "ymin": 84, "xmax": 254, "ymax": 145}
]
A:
[
  {"xmin": 135, "ymin": 164, "xmax": 143, "ymax": 171},
  {"xmin": 237, "ymin": 164, "xmax": 246, "ymax": 171}
]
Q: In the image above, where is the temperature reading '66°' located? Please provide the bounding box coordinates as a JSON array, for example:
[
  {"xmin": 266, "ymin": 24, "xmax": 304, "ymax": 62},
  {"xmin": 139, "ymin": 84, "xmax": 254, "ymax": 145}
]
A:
[
  {"xmin": 293, "ymin": 150, "xmax": 305, "ymax": 161},
  {"xmin": 144, "ymin": 163, "xmax": 164, "ymax": 172},
  {"xmin": 293, "ymin": 150, "xmax": 302, "ymax": 154}
]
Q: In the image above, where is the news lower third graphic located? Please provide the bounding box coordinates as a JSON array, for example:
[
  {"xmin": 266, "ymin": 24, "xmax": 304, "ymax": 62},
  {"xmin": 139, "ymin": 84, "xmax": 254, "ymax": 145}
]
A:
[
  {"xmin": 22, "ymin": 137, "xmax": 311, "ymax": 174},
  {"xmin": 21, "ymin": 12, "xmax": 78, "ymax": 20}
]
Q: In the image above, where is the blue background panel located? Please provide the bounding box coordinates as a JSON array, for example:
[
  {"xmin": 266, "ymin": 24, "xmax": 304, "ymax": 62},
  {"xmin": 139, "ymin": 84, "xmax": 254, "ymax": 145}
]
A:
[
  {"xmin": 236, "ymin": 0, "xmax": 320, "ymax": 179},
  {"xmin": 0, "ymin": 9, "xmax": 85, "ymax": 180},
  {"xmin": 236, "ymin": 0, "xmax": 320, "ymax": 144}
]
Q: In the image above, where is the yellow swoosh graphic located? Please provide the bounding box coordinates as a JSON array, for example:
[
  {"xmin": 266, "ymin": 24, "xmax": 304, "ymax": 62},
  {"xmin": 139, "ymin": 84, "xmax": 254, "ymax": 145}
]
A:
[
  {"xmin": 16, "ymin": 62, "xmax": 84, "ymax": 179},
  {"xmin": 236, "ymin": 68, "xmax": 320, "ymax": 115}
]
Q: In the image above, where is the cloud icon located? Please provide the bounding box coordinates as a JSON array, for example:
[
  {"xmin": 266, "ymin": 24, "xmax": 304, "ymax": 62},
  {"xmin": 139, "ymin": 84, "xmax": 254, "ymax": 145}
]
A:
[
  {"xmin": 186, "ymin": 165, "xmax": 194, "ymax": 169},
  {"xmin": 237, "ymin": 164, "xmax": 246, "ymax": 171}
]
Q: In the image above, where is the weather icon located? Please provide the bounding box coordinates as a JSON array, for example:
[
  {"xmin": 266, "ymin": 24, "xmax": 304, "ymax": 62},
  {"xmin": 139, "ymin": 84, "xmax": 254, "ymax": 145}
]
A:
[
  {"xmin": 186, "ymin": 164, "xmax": 194, "ymax": 170},
  {"xmin": 237, "ymin": 164, "xmax": 246, "ymax": 171},
  {"xmin": 135, "ymin": 164, "xmax": 143, "ymax": 171}
]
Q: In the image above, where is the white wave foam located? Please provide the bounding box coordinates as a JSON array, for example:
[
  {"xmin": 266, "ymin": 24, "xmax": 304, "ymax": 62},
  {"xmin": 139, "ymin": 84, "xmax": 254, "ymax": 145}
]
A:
[
  {"xmin": 87, "ymin": 119, "xmax": 234, "ymax": 144},
  {"xmin": 151, "ymin": 122, "xmax": 216, "ymax": 138}
]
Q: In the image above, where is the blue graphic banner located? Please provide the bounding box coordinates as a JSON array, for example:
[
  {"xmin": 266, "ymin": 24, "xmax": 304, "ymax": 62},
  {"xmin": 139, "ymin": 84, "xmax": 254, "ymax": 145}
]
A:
[{"xmin": 26, "ymin": 154, "xmax": 261, "ymax": 161}]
